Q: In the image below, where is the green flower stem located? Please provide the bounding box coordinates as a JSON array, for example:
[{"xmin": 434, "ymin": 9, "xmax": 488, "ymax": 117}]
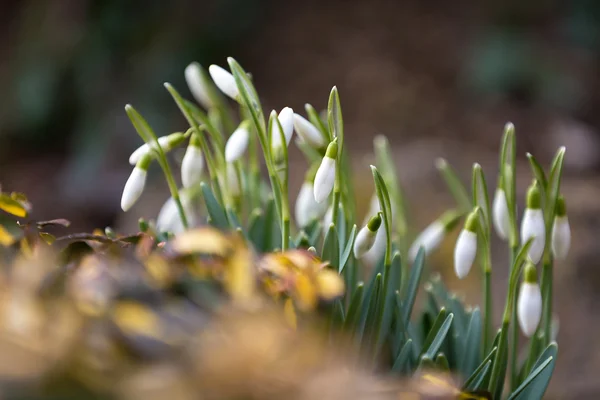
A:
[
  {"xmin": 509, "ymin": 245, "xmax": 519, "ymax": 389},
  {"xmin": 540, "ymin": 257, "xmax": 553, "ymax": 345},
  {"xmin": 483, "ymin": 263, "xmax": 492, "ymax": 354}
]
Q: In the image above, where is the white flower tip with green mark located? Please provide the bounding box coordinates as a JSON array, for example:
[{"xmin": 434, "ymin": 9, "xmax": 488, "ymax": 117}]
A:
[
  {"xmin": 454, "ymin": 230, "xmax": 477, "ymax": 279},
  {"xmin": 354, "ymin": 214, "xmax": 381, "ymax": 258},
  {"xmin": 363, "ymin": 224, "xmax": 387, "ymax": 265},
  {"xmin": 517, "ymin": 280, "xmax": 542, "ymax": 337},
  {"xmin": 129, "ymin": 136, "xmax": 170, "ymax": 165},
  {"xmin": 293, "ymin": 113, "xmax": 326, "ymax": 149},
  {"xmin": 156, "ymin": 192, "xmax": 197, "ymax": 234},
  {"xmin": 520, "ymin": 208, "xmax": 546, "ymax": 264},
  {"xmin": 492, "ymin": 187, "xmax": 510, "ymax": 240},
  {"xmin": 295, "ymin": 181, "xmax": 327, "ymax": 228},
  {"xmin": 409, "ymin": 221, "xmax": 445, "ymax": 262},
  {"xmin": 271, "ymin": 107, "xmax": 294, "ymax": 150},
  {"xmin": 181, "ymin": 144, "xmax": 204, "ymax": 188},
  {"xmin": 225, "ymin": 124, "xmax": 250, "ymax": 162},
  {"xmin": 185, "ymin": 62, "xmax": 213, "ymax": 109},
  {"xmin": 208, "ymin": 64, "xmax": 239, "ymax": 101},
  {"xmin": 551, "ymin": 216, "xmax": 570, "ymax": 260},
  {"xmin": 121, "ymin": 167, "xmax": 147, "ymax": 212},
  {"xmin": 313, "ymin": 156, "xmax": 335, "ymax": 203}
]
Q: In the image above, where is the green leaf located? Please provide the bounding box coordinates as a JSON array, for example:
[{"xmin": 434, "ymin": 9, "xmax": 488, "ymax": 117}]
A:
[
  {"xmin": 461, "ymin": 307, "xmax": 482, "ymax": 377},
  {"xmin": 264, "ymin": 197, "xmax": 281, "ymax": 250},
  {"xmin": 322, "ymin": 224, "xmax": 339, "ymax": 269},
  {"xmin": 464, "ymin": 360, "xmax": 492, "ymax": 392},
  {"xmin": 201, "ymin": 182, "xmax": 229, "ymax": 230},
  {"xmin": 520, "ymin": 332, "xmax": 545, "ymax": 383},
  {"xmin": 545, "ymin": 147, "xmax": 566, "ymax": 224},
  {"xmin": 436, "ymin": 158, "xmax": 471, "ymax": 212},
  {"xmin": 463, "ymin": 346, "xmax": 497, "ymax": 391},
  {"xmin": 472, "ymin": 163, "xmax": 492, "ymax": 232},
  {"xmin": 526, "ymin": 153, "xmax": 548, "ymax": 194},
  {"xmin": 422, "ymin": 309, "xmax": 454, "ymax": 360},
  {"xmin": 375, "ymin": 251, "xmax": 402, "ymax": 354},
  {"xmin": 371, "ymin": 166, "xmax": 393, "ymax": 248},
  {"xmin": 508, "ymin": 343, "xmax": 557, "ymax": 400},
  {"xmin": 327, "ymin": 87, "xmax": 343, "ymax": 143},
  {"xmin": 392, "ymin": 339, "xmax": 414, "ymax": 374},
  {"xmin": 403, "ymin": 247, "xmax": 425, "ymax": 327},
  {"xmin": 227, "ymin": 58, "xmax": 265, "ymax": 133},
  {"xmin": 339, "ymin": 224, "xmax": 357, "ymax": 273},
  {"xmin": 305, "ymin": 103, "xmax": 329, "ymax": 141},
  {"xmin": 359, "ymin": 273, "xmax": 382, "ymax": 345},
  {"xmin": 247, "ymin": 208, "xmax": 265, "ymax": 250},
  {"xmin": 435, "ymin": 353, "xmax": 450, "ymax": 371},
  {"xmin": 343, "ymin": 282, "xmax": 364, "ymax": 331}
]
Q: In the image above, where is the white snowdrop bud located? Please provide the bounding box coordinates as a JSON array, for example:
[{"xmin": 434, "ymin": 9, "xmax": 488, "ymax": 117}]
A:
[
  {"xmin": 121, "ymin": 154, "xmax": 151, "ymax": 212},
  {"xmin": 551, "ymin": 195, "xmax": 570, "ymax": 260},
  {"xmin": 181, "ymin": 133, "xmax": 204, "ymax": 188},
  {"xmin": 409, "ymin": 210, "xmax": 461, "ymax": 262},
  {"xmin": 295, "ymin": 165, "xmax": 328, "ymax": 228},
  {"xmin": 227, "ymin": 163, "xmax": 241, "ymax": 197},
  {"xmin": 454, "ymin": 209, "xmax": 479, "ymax": 279},
  {"xmin": 128, "ymin": 132, "xmax": 186, "ymax": 165},
  {"xmin": 156, "ymin": 189, "xmax": 197, "ymax": 234},
  {"xmin": 520, "ymin": 181, "xmax": 545, "ymax": 264},
  {"xmin": 354, "ymin": 214, "xmax": 382, "ymax": 258},
  {"xmin": 225, "ymin": 121, "xmax": 250, "ymax": 162},
  {"xmin": 293, "ymin": 113, "xmax": 326, "ymax": 149},
  {"xmin": 363, "ymin": 222, "xmax": 387, "ymax": 265},
  {"xmin": 517, "ymin": 262, "xmax": 542, "ymax": 337},
  {"xmin": 208, "ymin": 64, "xmax": 239, "ymax": 101},
  {"xmin": 492, "ymin": 186, "xmax": 510, "ymax": 240},
  {"xmin": 313, "ymin": 139, "xmax": 337, "ymax": 203},
  {"xmin": 271, "ymin": 107, "xmax": 294, "ymax": 153},
  {"xmin": 185, "ymin": 62, "xmax": 213, "ymax": 109}
]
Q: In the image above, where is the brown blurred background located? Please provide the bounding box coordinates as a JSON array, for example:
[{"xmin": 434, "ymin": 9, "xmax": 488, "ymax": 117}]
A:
[{"xmin": 1, "ymin": 0, "xmax": 600, "ymax": 397}]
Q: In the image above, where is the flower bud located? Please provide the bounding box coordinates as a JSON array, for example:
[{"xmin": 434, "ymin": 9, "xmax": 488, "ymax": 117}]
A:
[
  {"xmin": 295, "ymin": 166, "xmax": 328, "ymax": 227},
  {"xmin": 156, "ymin": 189, "xmax": 197, "ymax": 234},
  {"xmin": 551, "ymin": 195, "xmax": 570, "ymax": 260},
  {"xmin": 517, "ymin": 262, "xmax": 542, "ymax": 337},
  {"xmin": 128, "ymin": 132, "xmax": 186, "ymax": 165},
  {"xmin": 454, "ymin": 209, "xmax": 478, "ymax": 279},
  {"xmin": 208, "ymin": 64, "xmax": 239, "ymax": 101},
  {"xmin": 293, "ymin": 113, "xmax": 326, "ymax": 149},
  {"xmin": 181, "ymin": 133, "xmax": 204, "ymax": 188},
  {"xmin": 492, "ymin": 186, "xmax": 510, "ymax": 240},
  {"xmin": 313, "ymin": 139, "xmax": 338, "ymax": 203},
  {"xmin": 271, "ymin": 107, "xmax": 294, "ymax": 153},
  {"xmin": 354, "ymin": 213, "xmax": 382, "ymax": 258},
  {"xmin": 185, "ymin": 62, "xmax": 213, "ymax": 109},
  {"xmin": 225, "ymin": 121, "xmax": 250, "ymax": 162},
  {"xmin": 121, "ymin": 154, "xmax": 151, "ymax": 211},
  {"xmin": 520, "ymin": 181, "xmax": 545, "ymax": 264},
  {"xmin": 409, "ymin": 210, "xmax": 461, "ymax": 262}
]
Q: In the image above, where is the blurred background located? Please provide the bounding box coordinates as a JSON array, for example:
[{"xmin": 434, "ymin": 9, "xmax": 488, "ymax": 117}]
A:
[{"xmin": 1, "ymin": 0, "xmax": 600, "ymax": 397}]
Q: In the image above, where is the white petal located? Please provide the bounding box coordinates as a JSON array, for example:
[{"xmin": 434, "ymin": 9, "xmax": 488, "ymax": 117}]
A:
[
  {"xmin": 454, "ymin": 230, "xmax": 477, "ymax": 279},
  {"xmin": 295, "ymin": 182, "xmax": 327, "ymax": 228},
  {"xmin": 363, "ymin": 224, "xmax": 387, "ymax": 265},
  {"xmin": 225, "ymin": 126, "xmax": 250, "ymax": 162},
  {"xmin": 354, "ymin": 226, "xmax": 377, "ymax": 258},
  {"xmin": 551, "ymin": 216, "xmax": 571, "ymax": 260},
  {"xmin": 185, "ymin": 62, "xmax": 213, "ymax": 109},
  {"xmin": 313, "ymin": 157, "xmax": 336, "ymax": 203},
  {"xmin": 121, "ymin": 167, "xmax": 147, "ymax": 211},
  {"xmin": 409, "ymin": 222, "xmax": 445, "ymax": 262},
  {"xmin": 271, "ymin": 107, "xmax": 294, "ymax": 150},
  {"xmin": 181, "ymin": 145, "xmax": 204, "ymax": 188},
  {"xmin": 492, "ymin": 188, "xmax": 510, "ymax": 240},
  {"xmin": 517, "ymin": 282, "xmax": 542, "ymax": 337},
  {"xmin": 156, "ymin": 192, "xmax": 197, "ymax": 234},
  {"xmin": 129, "ymin": 136, "xmax": 170, "ymax": 165},
  {"xmin": 293, "ymin": 113, "xmax": 325, "ymax": 149},
  {"xmin": 520, "ymin": 208, "xmax": 546, "ymax": 264},
  {"xmin": 208, "ymin": 65, "xmax": 239, "ymax": 100}
]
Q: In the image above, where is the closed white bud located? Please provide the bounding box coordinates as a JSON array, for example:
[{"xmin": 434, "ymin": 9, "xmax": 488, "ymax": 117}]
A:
[
  {"xmin": 354, "ymin": 214, "xmax": 382, "ymax": 258},
  {"xmin": 409, "ymin": 221, "xmax": 445, "ymax": 262},
  {"xmin": 293, "ymin": 113, "xmax": 326, "ymax": 149},
  {"xmin": 185, "ymin": 62, "xmax": 213, "ymax": 109},
  {"xmin": 518, "ymin": 263, "xmax": 542, "ymax": 337},
  {"xmin": 227, "ymin": 164, "xmax": 241, "ymax": 197},
  {"xmin": 121, "ymin": 160, "xmax": 149, "ymax": 212},
  {"xmin": 208, "ymin": 64, "xmax": 239, "ymax": 101},
  {"xmin": 295, "ymin": 181, "xmax": 327, "ymax": 227},
  {"xmin": 313, "ymin": 139, "xmax": 338, "ymax": 203},
  {"xmin": 551, "ymin": 196, "xmax": 570, "ymax": 260},
  {"xmin": 156, "ymin": 191, "xmax": 197, "ymax": 234},
  {"xmin": 129, "ymin": 136, "xmax": 170, "ymax": 165},
  {"xmin": 225, "ymin": 122, "xmax": 250, "ymax": 162},
  {"xmin": 271, "ymin": 107, "xmax": 294, "ymax": 151},
  {"xmin": 520, "ymin": 208, "xmax": 545, "ymax": 264},
  {"xmin": 454, "ymin": 210, "xmax": 478, "ymax": 279},
  {"xmin": 181, "ymin": 142, "xmax": 204, "ymax": 188},
  {"xmin": 492, "ymin": 187, "xmax": 510, "ymax": 240},
  {"xmin": 363, "ymin": 223, "xmax": 387, "ymax": 265}
]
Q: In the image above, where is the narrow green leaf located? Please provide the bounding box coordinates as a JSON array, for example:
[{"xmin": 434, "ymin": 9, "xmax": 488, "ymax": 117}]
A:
[
  {"xmin": 305, "ymin": 103, "xmax": 329, "ymax": 141},
  {"xmin": 339, "ymin": 224, "xmax": 357, "ymax": 273},
  {"xmin": 463, "ymin": 346, "xmax": 497, "ymax": 390},
  {"xmin": 392, "ymin": 339, "xmax": 414, "ymax": 374},
  {"xmin": 247, "ymin": 208, "xmax": 265, "ymax": 250},
  {"xmin": 545, "ymin": 147, "xmax": 566, "ymax": 224},
  {"xmin": 359, "ymin": 273, "xmax": 382, "ymax": 345},
  {"xmin": 435, "ymin": 158, "xmax": 471, "ymax": 212},
  {"xmin": 322, "ymin": 224, "xmax": 339, "ymax": 269},
  {"xmin": 435, "ymin": 353, "xmax": 450, "ymax": 371},
  {"xmin": 526, "ymin": 153, "xmax": 548, "ymax": 193},
  {"xmin": 461, "ymin": 308, "xmax": 482, "ymax": 376},
  {"xmin": 343, "ymin": 283, "xmax": 364, "ymax": 331},
  {"xmin": 403, "ymin": 247, "xmax": 426, "ymax": 327},
  {"xmin": 464, "ymin": 360, "xmax": 492, "ymax": 391},
  {"xmin": 472, "ymin": 163, "xmax": 492, "ymax": 232},
  {"xmin": 327, "ymin": 86, "xmax": 343, "ymax": 143},
  {"xmin": 509, "ymin": 343, "xmax": 557, "ymax": 400},
  {"xmin": 264, "ymin": 197, "xmax": 281, "ymax": 251},
  {"xmin": 201, "ymin": 182, "xmax": 229, "ymax": 229},
  {"xmin": 521, "ymin": 332, "xmax": 545, "ymax": 383},
  {"xmin": 422, "ymin": 310, "xmax": 454, "ymax": 360}
]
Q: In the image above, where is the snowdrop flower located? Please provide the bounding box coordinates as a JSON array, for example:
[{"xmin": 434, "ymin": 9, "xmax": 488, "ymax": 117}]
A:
[
  {"xmin": 225, "ymin": 121, "xmax": 250, "ymax": 162},
  {"xmin": 492, "ymin": 185, "xmax": 510, "ymax": 240},
  {"xmin": 208, "ymin": 64, "xmax": 239, "ymax": 101},
  {"xmin": 409, "ymin": 210, "xmax": 461, "ymax": 262},
  {"xmin": 156, "ymin": 189, "xmax": 197, "ymax": 234},
  {"xmin": 551, "ymin": 195, "xmax": 571, "ymax": 260},
  {"xmin": 363, "ymin": 194, "xmax": 387, "ymax": 265},
  {"xmin": 454, "ymin": 209, "xmax": 479, "ymax": 279},
  {"xmin": 313, "ymin": 139, "xmax": 337, "ymax": 203},
  {"xmin": 227, "ymin": 163, "xmax": 241, "ymax": 197},
  {"xmin": 293, "ymin": 113, "xmax": 326, "ymax": 149},
  {"xmin": 295, "ymin": 167, "xmax": 328, "ymax": 227},
  {"xmin": 181, "ymin": 133, "xmax": 204, "ymax": 188},
  {"xmin": 121, "ymin": 154, "xmax": 151, "ymax": 212},
  {"xmin": 128, "ymin": 132, "xmax": 186, "ymax": 165},
  {"xmin": 354, "ymin": 213, "xmax": 382, "ymax": 258},
  {"xmin": 520, "ymin": 181, "xmax": 545, "ymax": 264},
  {"xmin": 517, "ymin": 261, "xmax": 542, "ymax": 337},
  {"xmin": 185, "ymin": 62, "xmax": 213, "ymax": 109},
  {"xmin": 271, "ymin": 108, "xmax": 294, "ymax": 161}
]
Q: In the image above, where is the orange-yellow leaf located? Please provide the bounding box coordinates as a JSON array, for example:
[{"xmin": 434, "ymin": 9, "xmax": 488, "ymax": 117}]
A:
[
  {"xmin": 0, "ymin": 194, "xmax": 27, "ymax": 217},
  {"xmin": 315, "ymin": 269, "xmax": 345, "ymax": 300},
  {"xmin": 284, "ymin": 298, "xmax": 297, "ymax": 330},
  {"xmin": 0, "ymin": 225, "xmax": 15, "ymax": 246},
  {"xmin": 171, "ymin": 227, "xmax": 232, "ymax": 256},
  {"xmin": 39, "ymin": 232, "xmax": 56, "ymax": 245}
]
